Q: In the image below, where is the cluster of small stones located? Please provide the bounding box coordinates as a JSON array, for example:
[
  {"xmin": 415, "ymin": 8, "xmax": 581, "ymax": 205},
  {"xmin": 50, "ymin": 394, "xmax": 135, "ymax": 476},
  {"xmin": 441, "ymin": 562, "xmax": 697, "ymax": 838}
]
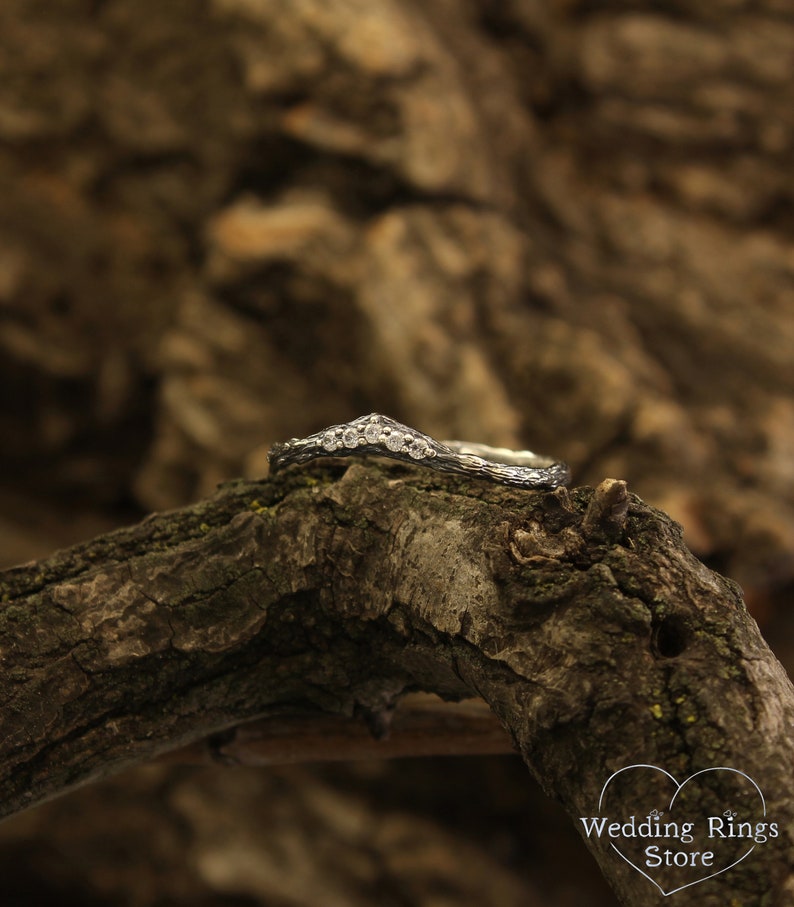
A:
[{"xmin": 319, "ymin": 416, "xmax": 435, "ymax": 460}]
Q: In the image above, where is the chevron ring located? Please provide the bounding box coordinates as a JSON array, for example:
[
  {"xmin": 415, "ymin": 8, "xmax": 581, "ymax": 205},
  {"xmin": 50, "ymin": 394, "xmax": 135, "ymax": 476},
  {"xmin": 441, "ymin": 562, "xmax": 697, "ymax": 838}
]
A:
[{"xmin": 268, "ymin": 414, "xmax": 570, "ymax": 490}]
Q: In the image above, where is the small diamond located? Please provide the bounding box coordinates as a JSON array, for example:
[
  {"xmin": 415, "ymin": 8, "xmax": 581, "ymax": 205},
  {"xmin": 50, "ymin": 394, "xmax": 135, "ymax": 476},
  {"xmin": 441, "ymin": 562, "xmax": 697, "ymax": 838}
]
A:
[
  {"xmin": 342, "ymin": 427, "xmax": 359, "ymax": 447},
  {"xmin": 384, "ymin": 431, "xmax": 404, "ymax": 452},
  {"xmin": 364, "ymin": 420, "xmax": 381, "ymax": 444},
  {"xmin": 322, "ymin": 431, "xmax": 339, "ymax": 452},
  {"xmin": 408, "ymin": 439, "xmax": 428, "ymax": 459}
]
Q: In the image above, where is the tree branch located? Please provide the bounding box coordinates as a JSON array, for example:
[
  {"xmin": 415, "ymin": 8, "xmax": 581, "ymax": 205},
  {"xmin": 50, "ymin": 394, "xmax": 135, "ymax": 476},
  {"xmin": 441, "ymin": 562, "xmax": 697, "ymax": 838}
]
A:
[
  {"xmin": 1, "ymin": 461, "xmax": 792, "ymax": 905},
  {"xmin": 159, "ymin": 694, "xmax": 512, "ymax": 765}
]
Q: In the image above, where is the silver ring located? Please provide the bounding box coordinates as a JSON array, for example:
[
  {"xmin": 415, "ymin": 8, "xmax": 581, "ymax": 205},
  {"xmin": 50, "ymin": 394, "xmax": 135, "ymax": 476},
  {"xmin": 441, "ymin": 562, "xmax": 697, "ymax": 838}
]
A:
[{"xmin": 268, "ymin": 414, "xmax": 570, "ymax": 489}]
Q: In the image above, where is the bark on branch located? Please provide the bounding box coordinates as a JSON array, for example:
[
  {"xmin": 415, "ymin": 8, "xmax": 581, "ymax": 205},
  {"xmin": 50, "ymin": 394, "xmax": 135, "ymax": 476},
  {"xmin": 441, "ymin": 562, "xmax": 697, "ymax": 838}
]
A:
[{"xmin": 0, "ymin": 461, "xmax": 792, "ymax": 906}]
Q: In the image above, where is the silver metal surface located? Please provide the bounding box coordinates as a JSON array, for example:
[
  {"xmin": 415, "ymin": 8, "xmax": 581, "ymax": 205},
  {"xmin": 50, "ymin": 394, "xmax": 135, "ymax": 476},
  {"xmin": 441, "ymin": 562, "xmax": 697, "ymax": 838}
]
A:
[{"xmin": 268, "ymin": 413, "xmax": 570, "ymax": 489}]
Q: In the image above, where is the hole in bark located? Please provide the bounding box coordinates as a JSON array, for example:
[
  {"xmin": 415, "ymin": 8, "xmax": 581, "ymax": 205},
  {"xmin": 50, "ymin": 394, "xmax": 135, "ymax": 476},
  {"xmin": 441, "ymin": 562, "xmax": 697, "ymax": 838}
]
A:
[{"xmin": 651, "ymin": 615, "xmax": 689, "ymax": 658}]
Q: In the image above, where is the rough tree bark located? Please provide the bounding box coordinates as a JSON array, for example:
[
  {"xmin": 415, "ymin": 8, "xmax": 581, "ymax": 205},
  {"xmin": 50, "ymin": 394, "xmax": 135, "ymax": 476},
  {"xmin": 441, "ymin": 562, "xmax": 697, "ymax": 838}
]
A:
[{"xmin": 1, "ymin": 461, "xmax": 792, "ymax": 905}]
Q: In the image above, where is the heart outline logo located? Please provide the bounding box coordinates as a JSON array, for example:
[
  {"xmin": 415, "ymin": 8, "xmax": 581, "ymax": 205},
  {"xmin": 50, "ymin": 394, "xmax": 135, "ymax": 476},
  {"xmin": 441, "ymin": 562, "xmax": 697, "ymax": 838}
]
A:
[{"xmin": 597, "ymin": 764, "xmax": 766, "ymax": 896}]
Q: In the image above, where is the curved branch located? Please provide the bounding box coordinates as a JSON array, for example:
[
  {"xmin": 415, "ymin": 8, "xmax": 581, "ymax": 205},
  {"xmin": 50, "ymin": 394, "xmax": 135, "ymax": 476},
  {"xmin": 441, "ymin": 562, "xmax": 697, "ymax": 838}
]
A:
[{"xmin": 0, "ymin": 461, "xmax": 792, "ymax": 905}]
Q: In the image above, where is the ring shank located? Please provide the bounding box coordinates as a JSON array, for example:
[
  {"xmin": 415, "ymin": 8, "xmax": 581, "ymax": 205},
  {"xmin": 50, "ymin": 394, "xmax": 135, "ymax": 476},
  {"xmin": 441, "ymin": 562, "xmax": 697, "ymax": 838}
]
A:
[{"xmin": 442, "ymin": 441, "xmax": 558, "ymax": 469}]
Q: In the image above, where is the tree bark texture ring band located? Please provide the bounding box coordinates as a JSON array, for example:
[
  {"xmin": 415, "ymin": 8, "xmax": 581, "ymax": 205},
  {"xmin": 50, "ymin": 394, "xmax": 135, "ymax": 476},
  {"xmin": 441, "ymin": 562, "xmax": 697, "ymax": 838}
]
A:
[{"xmin": 268, "ymin": 413, "xmax": 571, "ymax": 489}]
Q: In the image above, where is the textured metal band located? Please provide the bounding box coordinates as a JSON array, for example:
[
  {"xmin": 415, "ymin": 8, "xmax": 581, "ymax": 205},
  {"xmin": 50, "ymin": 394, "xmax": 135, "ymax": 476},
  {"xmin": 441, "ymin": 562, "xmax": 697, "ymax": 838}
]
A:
[{"xmin": 268, "ymin": 414, "xmax": 570, "ymax": 489}]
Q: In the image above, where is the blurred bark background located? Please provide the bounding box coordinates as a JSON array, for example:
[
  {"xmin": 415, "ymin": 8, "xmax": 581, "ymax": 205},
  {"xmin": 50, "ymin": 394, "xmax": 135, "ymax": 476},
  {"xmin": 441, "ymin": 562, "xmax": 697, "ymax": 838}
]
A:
[{"xmin": 0, "ymin": 0, "xmax": 792, "ymax": 905}]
